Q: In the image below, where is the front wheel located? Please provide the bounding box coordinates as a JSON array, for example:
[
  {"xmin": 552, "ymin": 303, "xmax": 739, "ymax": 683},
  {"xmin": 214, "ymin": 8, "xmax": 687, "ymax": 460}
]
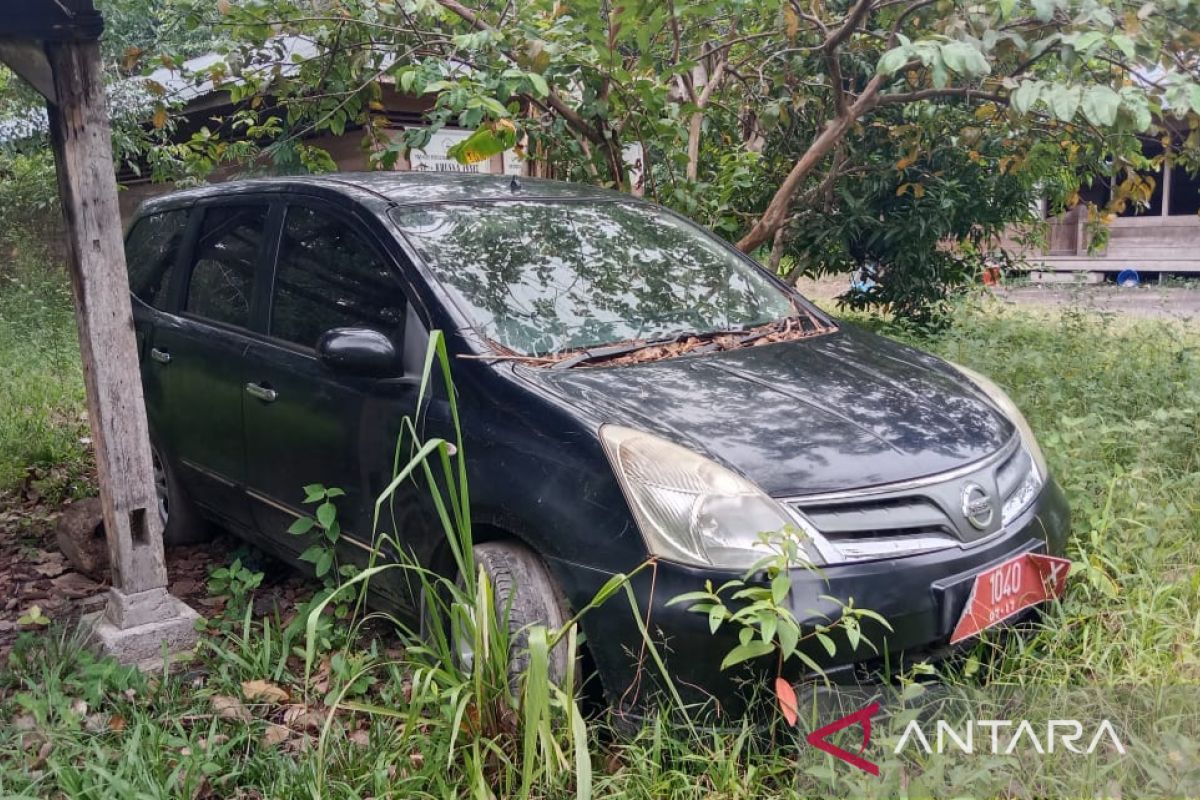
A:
[
  {"xmin": 151, "ymin": 443, "xmax": 210, "ymax": 546},
  {"xmin": 460, "ymin": 541, "xmax": 572, "ymax": 688}
]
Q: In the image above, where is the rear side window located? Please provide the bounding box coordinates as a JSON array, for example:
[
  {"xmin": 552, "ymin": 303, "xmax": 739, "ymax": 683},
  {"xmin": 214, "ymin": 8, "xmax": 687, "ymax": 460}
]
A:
[
  {"xmin": 125, "ymin": 209, "xmax": 188, "ymax": 309},
  {"xmin": 269, "ymin": 205, "xmax": 404, "ymax": 348},
  {"xmin": 185, "ymin": 205, "xmax": 267, "ymax": 329}
]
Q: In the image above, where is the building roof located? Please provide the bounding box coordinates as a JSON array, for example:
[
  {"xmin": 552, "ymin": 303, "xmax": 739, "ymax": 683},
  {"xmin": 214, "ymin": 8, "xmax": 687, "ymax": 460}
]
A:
[{"xmin": 0, "ymin": 0, "xmax": 103, "ymax": 42}]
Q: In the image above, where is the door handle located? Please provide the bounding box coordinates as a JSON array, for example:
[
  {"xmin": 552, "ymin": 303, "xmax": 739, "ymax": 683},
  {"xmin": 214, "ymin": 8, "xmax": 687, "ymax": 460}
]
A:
[
  {"xmin": 245, "ymin": 382, "xmax": 278, "ymax": 403},
  {"xmin": 149, "ymin": 347, "xmax": 171, "ymax": 364}
]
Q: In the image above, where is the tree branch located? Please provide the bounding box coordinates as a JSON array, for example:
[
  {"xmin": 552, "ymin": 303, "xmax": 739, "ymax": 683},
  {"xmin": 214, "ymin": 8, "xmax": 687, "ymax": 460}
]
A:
[{"xmin": 434, "ymin": 0, "xmax": 607, "ymax": 146}]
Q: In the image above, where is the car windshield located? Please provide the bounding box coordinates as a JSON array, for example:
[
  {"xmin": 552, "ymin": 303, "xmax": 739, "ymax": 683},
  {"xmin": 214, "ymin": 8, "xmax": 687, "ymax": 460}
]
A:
[{"xmin": 391, "ymin": 200, "xmax": 800, "ymax": 356}]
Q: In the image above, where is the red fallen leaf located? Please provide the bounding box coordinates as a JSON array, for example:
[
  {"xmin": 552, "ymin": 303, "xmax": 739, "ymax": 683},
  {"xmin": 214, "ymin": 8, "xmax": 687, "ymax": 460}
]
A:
[{"xmin": 774, "ymin": 677, "xmax": 799, "ymax": 727}]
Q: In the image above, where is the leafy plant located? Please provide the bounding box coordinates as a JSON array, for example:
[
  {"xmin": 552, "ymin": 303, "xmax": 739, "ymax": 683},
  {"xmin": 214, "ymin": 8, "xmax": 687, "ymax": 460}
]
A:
[
  {"xmin": 287, "ymin": 483, "xmax": 348, "ymax": 582},
  {"xmin": 207, "ymin": 558, "xmax": 264, "ymax": 607},
  {"xmin": 668, "ymin": 525, "xmax": 890, "ymax": 691}
]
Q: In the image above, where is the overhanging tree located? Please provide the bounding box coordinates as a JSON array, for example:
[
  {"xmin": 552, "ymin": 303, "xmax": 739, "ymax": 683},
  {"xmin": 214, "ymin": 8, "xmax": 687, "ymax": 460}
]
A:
[{"xmin": 145, "ymin": 0, "xmax": 1200, "ymax": 315}]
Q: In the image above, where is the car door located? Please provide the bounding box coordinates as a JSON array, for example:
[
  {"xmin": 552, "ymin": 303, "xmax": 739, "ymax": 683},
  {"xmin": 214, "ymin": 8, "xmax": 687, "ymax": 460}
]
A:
[
  {"xmin": 241, "ymin": 200, "xmax": 424, "ymax": 586},
  {"xmin": 126, "ymin": 205, "xmax": 191, "ymax": 385},
  {"xmin": 144, "ymin": 201, "xmax": 274, "ymax": 532}
]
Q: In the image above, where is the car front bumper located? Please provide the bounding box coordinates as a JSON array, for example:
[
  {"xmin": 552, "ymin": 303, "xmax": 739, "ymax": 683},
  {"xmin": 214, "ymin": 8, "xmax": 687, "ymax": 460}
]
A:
[{"xmin": 549, "ymin": 477, "xmax": 1071, "ymax": 717}]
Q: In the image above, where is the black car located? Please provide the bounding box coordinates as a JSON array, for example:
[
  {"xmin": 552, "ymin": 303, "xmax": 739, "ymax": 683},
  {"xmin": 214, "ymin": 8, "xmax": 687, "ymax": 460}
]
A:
[{"xmin": 125, "ymin": 173, "xmax": 1070, "ymax": 713}]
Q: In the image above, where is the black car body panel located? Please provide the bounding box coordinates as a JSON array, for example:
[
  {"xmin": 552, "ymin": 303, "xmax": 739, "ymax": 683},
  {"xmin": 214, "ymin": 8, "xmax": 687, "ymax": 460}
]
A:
[
  {"xmin": 126, "ymin": 173, "xmax": 1069, "ymax": 714},
  {"xmin": 518, "ymin": 326, "xmax": 1015, "ymax": 496}
]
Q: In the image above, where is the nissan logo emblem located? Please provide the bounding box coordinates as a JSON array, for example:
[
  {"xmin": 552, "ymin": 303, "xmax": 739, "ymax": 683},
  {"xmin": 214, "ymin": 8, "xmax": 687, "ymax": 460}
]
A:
[{"xmin": 961, "ymin": 482, "xmax": 994, "ymax": 530}]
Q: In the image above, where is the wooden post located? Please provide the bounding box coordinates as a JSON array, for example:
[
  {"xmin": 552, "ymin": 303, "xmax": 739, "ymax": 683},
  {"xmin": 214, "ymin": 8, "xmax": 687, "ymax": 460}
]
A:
[
  {"xmin": 39, "ymin": 39, "xmax": 198, "ymax": 655},
  {"xmin": 45, "ymin": 38, "xmax": 168, "ymax": 597}
]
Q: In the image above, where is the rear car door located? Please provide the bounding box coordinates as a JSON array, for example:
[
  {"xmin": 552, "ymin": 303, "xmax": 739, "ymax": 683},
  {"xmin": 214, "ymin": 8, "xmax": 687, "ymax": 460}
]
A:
[
  {"xmin": 241, "ymin": 200, "xmax": 422, "ymax": 580},
  {"xmin": 144, "ymin": 202, "xmax": 273, "ymax": 532}
]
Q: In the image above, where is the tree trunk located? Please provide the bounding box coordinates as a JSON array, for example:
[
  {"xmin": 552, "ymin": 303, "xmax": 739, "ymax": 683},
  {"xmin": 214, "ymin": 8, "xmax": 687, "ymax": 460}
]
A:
[{"xmin": 736, "ymin": 74, "xmax": 885, "ymax": 253}]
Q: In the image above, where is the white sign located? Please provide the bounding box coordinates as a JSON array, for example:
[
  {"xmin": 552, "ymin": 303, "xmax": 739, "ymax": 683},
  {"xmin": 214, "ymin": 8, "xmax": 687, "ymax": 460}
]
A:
[
  {"xmin": 408, "ymin": 128, "xmax": 496, "ymax": 174},
  {"xmin": 503, "ymin": 148, "xmax": 527, "ymax": 176}
]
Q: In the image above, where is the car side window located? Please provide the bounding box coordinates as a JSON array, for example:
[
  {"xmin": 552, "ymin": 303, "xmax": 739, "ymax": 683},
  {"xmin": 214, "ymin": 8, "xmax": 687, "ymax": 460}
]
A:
[
  {"xmin": 185, "ymin": 205, "xmax": 267, "ymax": 329},
  {"xmin": 270, "ymin": 205, "xmax": 404, "ymax": 348},
  {"xmin": 124, "ymin": 209, "xmax": 188, "ymax": 309}
]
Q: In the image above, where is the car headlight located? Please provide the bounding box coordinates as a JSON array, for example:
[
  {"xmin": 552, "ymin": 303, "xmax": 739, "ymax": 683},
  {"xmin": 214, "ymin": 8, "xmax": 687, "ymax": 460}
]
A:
[
  {"xmin": 950, "ymin": 363, "xmax": 1048, "ymax": 475},
  {"xmin": 950, "ymin": 363, "xmax": 1048, "ymax": 524},
  {"xmin": 600, "ymin": 425, "xmax": 830, "ymax": 570}
]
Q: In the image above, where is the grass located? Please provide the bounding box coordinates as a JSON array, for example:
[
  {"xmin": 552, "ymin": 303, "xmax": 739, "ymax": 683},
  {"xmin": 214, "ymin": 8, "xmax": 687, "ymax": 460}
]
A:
[
  {"xmin": 0, "ymin": 248, "xmax": 90, "ymax": 499},
  {"xmin": 1, "ymin": 273, "xmax": 1198, "ymax": 797}
]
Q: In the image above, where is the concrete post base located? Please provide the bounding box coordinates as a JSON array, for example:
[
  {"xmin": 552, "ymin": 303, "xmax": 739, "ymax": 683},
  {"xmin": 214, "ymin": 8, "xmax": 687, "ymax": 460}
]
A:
[{"xmin": 86, "ymin": 588, "xmax": 201, "ymax": 670}]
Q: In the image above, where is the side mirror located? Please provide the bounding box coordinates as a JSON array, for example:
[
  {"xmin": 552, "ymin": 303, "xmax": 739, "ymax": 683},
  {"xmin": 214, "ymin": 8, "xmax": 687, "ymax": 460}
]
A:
[{"xmin": 316, "ymin": 327, "xmax": 402, "ymax": 377}]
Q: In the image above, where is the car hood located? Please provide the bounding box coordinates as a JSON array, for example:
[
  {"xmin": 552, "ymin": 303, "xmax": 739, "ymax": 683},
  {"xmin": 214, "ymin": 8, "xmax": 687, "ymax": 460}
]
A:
[{"xmin": 517, "ymin": 326, "xmax": 1014, "ymax": 496}]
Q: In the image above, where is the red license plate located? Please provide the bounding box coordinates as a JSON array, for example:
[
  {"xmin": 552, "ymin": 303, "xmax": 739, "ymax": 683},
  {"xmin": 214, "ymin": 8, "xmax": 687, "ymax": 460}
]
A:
[{"xmin": 949, "ymin": 552, "xmax": 1071, "ymax": 644}]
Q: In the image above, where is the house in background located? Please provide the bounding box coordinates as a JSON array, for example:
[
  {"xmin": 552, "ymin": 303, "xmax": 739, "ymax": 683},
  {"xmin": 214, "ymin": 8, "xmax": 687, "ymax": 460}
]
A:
[
  {"xmin": 114, "ymin": 38, "xmax": 533, "ymax": 222},
  {"xmin": 1011, "ymin": 134, "xmax": 1200, "ymax": 282}
]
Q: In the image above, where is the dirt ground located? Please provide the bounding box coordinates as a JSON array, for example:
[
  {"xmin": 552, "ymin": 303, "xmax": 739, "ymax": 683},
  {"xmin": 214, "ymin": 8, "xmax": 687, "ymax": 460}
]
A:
[
  {"xmin": 796, "ymin": 275, "xmax": 1200, "ymax": 322},
  {"xmin": 0, "ymin": 470, "xmax": 313, "ymax": 659}
]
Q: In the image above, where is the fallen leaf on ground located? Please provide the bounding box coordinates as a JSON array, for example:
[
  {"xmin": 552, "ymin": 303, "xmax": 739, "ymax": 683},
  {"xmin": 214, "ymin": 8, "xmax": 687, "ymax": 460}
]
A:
[
  {"xmin": 51, "ymin": 572, "xmax": 102, "ymax": 597},
  {"xmin": 29, "ymin": 740, "xmax": 52, "ymax": 770},
  {"xmin": 282, "ymin": 704, "xmax": 324, "ymax": 733},
  {"xmin": 348, "ymin": 729, "xmax": 369, "ymax": 747},
  {"xmin": 210, "ymin": 695, "xmax": 250, "ymax": 722},
  {"xmin": 17, "ymin": 605, "xmax": 50, "ymax": 626},
  {"xmin": 262, "ymin": 723, "xmax": 290, "ymax": 747},
  {"xmin": 198, "ymin": 734, "xmax": 229, "ymax": 751},
  {"xmin": 32, "ymin": 561, "xmax": 66, "ymax": 578},
  {"xmin": 241, "ymin": 679, "xmax": 290, "ymax": 704}
]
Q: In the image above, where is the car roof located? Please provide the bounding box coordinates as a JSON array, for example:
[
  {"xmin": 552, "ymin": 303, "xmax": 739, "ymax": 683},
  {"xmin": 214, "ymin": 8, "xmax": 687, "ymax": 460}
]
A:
[{"xmin": 136, "ymin": 172, "xmax": 626, "ymax": 217}]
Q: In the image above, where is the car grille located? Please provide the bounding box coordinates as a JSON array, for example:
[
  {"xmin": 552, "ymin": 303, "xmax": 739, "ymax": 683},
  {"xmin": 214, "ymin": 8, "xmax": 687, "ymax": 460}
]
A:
[{"xmin": 784, "ymin": 436, "xmax": 1040, "ymax": 561}]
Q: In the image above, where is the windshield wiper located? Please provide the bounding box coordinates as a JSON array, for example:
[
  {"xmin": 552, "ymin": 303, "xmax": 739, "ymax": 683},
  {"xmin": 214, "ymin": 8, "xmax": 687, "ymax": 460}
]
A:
[
  {"xmin": 550, "ymin": 326, "xmax": 752, "ymax": 370},
  {"xmin": 550, "ymin": 335, "xmax": 682, "ymax": 370}
]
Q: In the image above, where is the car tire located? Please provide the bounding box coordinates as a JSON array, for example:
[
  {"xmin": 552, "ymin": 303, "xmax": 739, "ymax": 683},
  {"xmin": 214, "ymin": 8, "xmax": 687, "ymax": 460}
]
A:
[
  {"xmin": 461, "ymin": 541, "xmax": 573, "ymax": 689},
  {"xmin": 151, "ymin": 443, "xmax": 210, "ymax": 546}
]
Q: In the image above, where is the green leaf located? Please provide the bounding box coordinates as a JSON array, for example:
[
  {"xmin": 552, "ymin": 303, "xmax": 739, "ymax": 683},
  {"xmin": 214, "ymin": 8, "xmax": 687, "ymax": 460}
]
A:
[
  {"xmin": 324, "ymin": 487, "xmax": 345, "ymax": 498},
  {"xmin": 709, "ymin": 604, "xmax": 725, "ymax": 634},
  {"xmin": 1010, "ymin": 80, "xmax": 1041, "ymax": 115},
  {"xmin": 1031, "ymin": 0, "xmax": 1058, "ymax": 22},
  {"xmin": 287, "ymin": 516, "xmax": 316, "ymax": 536},
  {"xmin": 666, "ymin": 590, "xmax": 713, "ymax": 607},
  {"xmin": 298, "ymin": 544, "xmax": 324, "ymax": 564},
  {"xmin": 1081, "ymin": 85, "xmax": 1121, "ymax": 126},
  {"xmin": 760, "ymin": 613, "xmax": 778, "ymax": 645},
  {"xmin": 876, "ymin": 46, "xmax": 910, "ymax": 76},
  {"xmin": 1069, "ymin": 31, "xmax": 1105, "ymax": 56},
  {"xmin": 845, "ymin": 619, "xmax": 862, "ymax": 651},
  {"xmin": 447, "ymin": 120, "xmax": 517, "ymax": 165},
  {"xmin": 302, "ymin": 483, "xmax": 325, "ymax": 502},
  {"xmin": 1110, "ymin": 34, "xmax": 1136, "ymax": 60},
  {"xmin": 1190, "ymin": 85, "xmax": 1200, "ymax": 116},
  {"xmin": 816, "ymin": 632, "xmax": 837, "ymax": 657},
  {"xmin": 777, "ymin": 620, "xmax": 800, "ymax": 660},
  {"xmin": 720, "ymin": 640, "xmax": 774, "ymax": 671},
  {"xmin": 315, "ymin": 550, "xmax": 334, "ymax": 578},
  {"xmin": 771, "ymin": 574, "xmax": 791, "ymax": 605},
  {"xmin": 526, "ymin": 72, "xmax": 549, "ymax": 98},
  {"xmin": 316, "ymin": 501, "xmax": 336, "ymax": 529},
  {"xmin": 1048, "ymin": 84, "xmax": 1082, "ymax": 121},
  {"xmin": 940, "ymin": 42, "xmax": 988, "ymax": 76},
  {"xmin": 592, "ymin": 572, "xmax": 628, "ymax": 606}
]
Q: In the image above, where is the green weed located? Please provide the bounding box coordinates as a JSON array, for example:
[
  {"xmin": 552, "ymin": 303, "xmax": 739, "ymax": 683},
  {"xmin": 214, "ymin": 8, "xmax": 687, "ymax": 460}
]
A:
[{"xmin": 2, "ymin": 294, "xmax": 1198, "ymax": 797}]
